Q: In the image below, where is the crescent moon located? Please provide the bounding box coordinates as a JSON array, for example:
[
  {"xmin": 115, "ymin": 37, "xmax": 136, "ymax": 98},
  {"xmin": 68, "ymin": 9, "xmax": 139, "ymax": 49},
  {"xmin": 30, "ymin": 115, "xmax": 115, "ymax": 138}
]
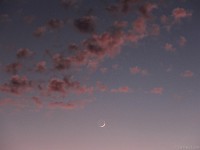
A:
[{"xmin": 99, "ymin": 121, "xmax": 106, "ymax": 128}]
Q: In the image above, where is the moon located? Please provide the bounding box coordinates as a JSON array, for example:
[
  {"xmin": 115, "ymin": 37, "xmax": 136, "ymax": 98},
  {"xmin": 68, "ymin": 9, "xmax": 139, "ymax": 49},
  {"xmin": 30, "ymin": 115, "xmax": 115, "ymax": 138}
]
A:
[{"xmin": 98, "ymin": 120, "xmax": 106, "ymax": 128}]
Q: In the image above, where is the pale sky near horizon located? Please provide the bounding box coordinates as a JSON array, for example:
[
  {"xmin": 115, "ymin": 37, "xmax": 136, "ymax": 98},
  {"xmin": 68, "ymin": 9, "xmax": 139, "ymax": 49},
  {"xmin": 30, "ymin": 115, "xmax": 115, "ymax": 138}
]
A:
[{"xmin": 0, "ymin": 0, "xmax": 200, "ymax": 150}]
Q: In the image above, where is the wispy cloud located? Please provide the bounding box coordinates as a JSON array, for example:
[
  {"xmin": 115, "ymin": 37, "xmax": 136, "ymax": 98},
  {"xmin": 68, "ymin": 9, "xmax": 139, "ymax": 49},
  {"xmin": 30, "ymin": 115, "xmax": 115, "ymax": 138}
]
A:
[
  {"xmin": 178, "ymin": 36, "xmax": 187, "ymax": 47},
  {"xmin": 164, "ymin": 43, "xmax": 176, "ymax": 52},
  {"xmin": 33, "ymin": 26, "xmax": 47, "ymax": 37},
  {"xmin": 32, "ymin": 96, "xmax": 43, "ymax": 108},
  {"xmin": 111, "ymin": 86, "xmax": 132, "ymax": 93},
  {"xmin": 172, "ymin": 7, "xmax": 192, "ymax": 21},
  {"xmin": 139, "ymin": 2, "xmax": 157, "ymax": 18},
  {"xmin": 181, "ymin": 70, "xmax": 194, "ymax": 78},
  {"xmin": 150, "ymin": 87, "xmax": 164, "ymax": 95},
  {"xmin": 130, "ymin": 66, "xmax": 149, "ymax": 76},
  {"xmin": 48, "ymin": 99, "xmax": 92, "ymax": 110}
]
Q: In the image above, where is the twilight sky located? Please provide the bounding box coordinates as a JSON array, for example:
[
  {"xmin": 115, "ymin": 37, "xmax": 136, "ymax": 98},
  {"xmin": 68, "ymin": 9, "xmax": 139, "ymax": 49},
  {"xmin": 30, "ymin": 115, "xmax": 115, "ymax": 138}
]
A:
[{"xmin": 0, "ymin": 0, "xmax": 200, "ymax": 150}]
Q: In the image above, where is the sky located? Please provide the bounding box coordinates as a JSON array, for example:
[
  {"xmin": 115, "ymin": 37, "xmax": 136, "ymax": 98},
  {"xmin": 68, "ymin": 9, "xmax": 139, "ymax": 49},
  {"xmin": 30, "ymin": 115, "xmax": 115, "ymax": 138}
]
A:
[{"xmin": 0, "ymin": 0, "xmax": 200, "ymax": 150}]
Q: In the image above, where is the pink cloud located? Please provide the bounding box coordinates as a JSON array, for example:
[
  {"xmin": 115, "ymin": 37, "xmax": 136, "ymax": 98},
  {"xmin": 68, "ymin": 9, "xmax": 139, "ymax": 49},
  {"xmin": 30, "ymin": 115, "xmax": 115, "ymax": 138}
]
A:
[
  {"xmin": 68, "ymin": 43, "xmax": 79, "ymax": 51},
  {"xmin": 150, "ymin": 87, "xmax": 164, "ymax": 95},
  {"xmin": 47, "ymin": 18, "xmax": 64, "ymax": 30},
  {"xmin": 161, "ymin": 15, "xmax": 169, "ymax": 24},
  {"xmin": 126, "ymin": 32, "xmax": 142, "ymax": 43},
  {"xmin": 68, "ymin": 31, "xmax": 125, "ymax": 68},
  {"xmin": 87, "ymin": 60, "xmax": 99, "ymax": 70},
  {"xmin": 172, "ymin": 8, "xmax": 192, "ymax": 21},
  {"xmin": 47, "ymin": 76, "xmax": 93, "ymax": 95},
  {"xmin": 164, "ymin": 43, "xmax": 176, "ymax": 52},
  {"xmin": 48, "ymin": 99, "xmax": 91, "ymax": 110},
  {"xmin": 113, "ymin": 21, "xmax": 128, "ymax": 29},
  {"xmin": 149, "ymin": 24, "xmax": 160, "ymax": 36},
  {"xmin": 160, "ymin": 15, "xmax": 172, "ymax": 31},
  {"xmin": 0, "ymin": 75, "xmax": 32, "ymax": 95},
  {"xmin": 33, "ymin": 26, "xmax": 47, "ymax": 37},
  {"xmin": 32, "ymin": 97, "xmax": 43, "ymax": 108},
  {"xmin": 132, "ymin": 17, "xmax": 147, "ymax": 35},
  {"xmin": 130, "ymin": 66, "xmax": 148, "ymax": 76},
  {"xmin": 130, "ymin": 66, "xmax": 140, "ymax": 74},
  {"xmin": 139, "ymin": 2, "xmax": 157, "ymax": 18},
  {"xmin": 74, "ymin": 16, "xmax": 96, "ymax": 34},
  {"xmin": 5, "ymin": 62, "xmax": 22, "ymax": 74},
  {"xmin": 84, "ymin": 31, "xmax": 125, "ymax": 58},
  {"xmin": 111, "ymin": 86, "xmax": 131, "ymax": 93},
  {"xmin": 106, "ymin": 0, "xmax": 137, "ymax": 14},
  {"xmin": 181, "ymin": 70, "xmax": 194, "ymax": 78},
  {"xmin": 96, "ymin": 82, "xmax": 108, "ymax": 92},
  {"xmin": 35, "ymin": 61, "xmax": 46, "ymax": 72},
  {"xmin": 17, "ymin": 48, "xmax": 33, "ymax": 58},
  {"xmin": 48, "ymin": 78, "xmax": 66, "ymax": 94},
  {"xmin": 100, "ymin": 67, "xmax": 108, "ymax": 74},
  {"xmin": 52, "ymin": 53, "xmax": 71, "ymax": 70},
  {"xmin": 179, "ymin": 36, "xmax": 187, "ymax": 46},
  {"xmin": 76, "ymin": 85, "xmax": 94, "ymax": 95}
]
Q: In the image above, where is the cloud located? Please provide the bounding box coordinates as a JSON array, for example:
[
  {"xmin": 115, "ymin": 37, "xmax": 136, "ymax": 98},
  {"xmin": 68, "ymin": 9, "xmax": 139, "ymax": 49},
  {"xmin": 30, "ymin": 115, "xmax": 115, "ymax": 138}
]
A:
[
  {"xmin": 132, "ymin": 17, "xmax": 147, "ymax": 35},
  {"xmin": 164, "ymin": 43, "xmax": 176, "ymax": 52},
  {"xmin": 74, "ymin": 16, "xmax": 96, "ymax": 34},
  {"xmin": 100, "ymin": 67, "xmax": 108, "ymax": 74},
  {"xmin": 48, "ymin": 99, "xmax": 91, "ymax": 110},
  {"xmin": 150, "ymin": 87, "xmax": 164, "ymax": 95},
  {"xmin": 160, "ymin": 15, "xmax": 172, "ymax": 31},
  {"xmin": 160, "ymin": 15, "xmax": 169, "ymax": 24},
  {"xmin": 68, "ymin": 31, "xmax": 125, "ymax": 68},
  {"xmin": 76, "ymin": 85, "xmax": 94, "ymax": 95},
  {"xmin": 47, "ymin": 76, "xmax": 92, "ymax": 95},
  {"xmin": 179, "ymin": 36, "xmax": 187, "ymax": 47},
  {"xmin": 130, "ymin": 66, "xmax": 148, "ymax": 76},
  {"xmin": 111, "ymin": 86, "xmax": 131, "ymax": 93},
  {"xmin": 16, "ymin": 48, "xmax": 33, "ymax": 58},
  {"xmin": 96, "ymin": 81, "xmax": 108, "ymax": 92},
  {"xmin": 5, "ymin": 62, "xmax": 22, "ymax": 74},
  {"xmin": 113, "ymin": 21, "xmax": 128, "ymax": 29},
  {"xmin": 35, "ymin": 61, "xmax": 46, "ymax": 72},
  {"xmin": 149, "ymin": 24, "xmax": 160, "ymax": 36},
  {"xmin": 84, "ymin": 31, "xmax": 125, "ymax": 58},
  {"xmin": 0, "ymin": 75, "xmax": 32, "ymax": 95},
  {"xmin": 32, "ymin": 96, "xmax": 43, "ymax": 108},
  {"xmin": 172, "ymin": 7, "xmax": 192, "ymax": 21},
  {"xmin": 52, "ymin": 53, "xmax": 71, "ymax": 70},
  {"xmin": 68, "ymin": 43, "xmax": 79, "ymax": 51},
  {"xmin": 48, "ymin": 78, "xmax": 67, "ymax": 94},
  {"xmin": 139, "ymin": 2, "xmax": 157, "ymax": 18},
  {"xmin": 60, "ymin": 0, "xmax": 77, "ymax": 9},
  {"xmin": 47, "ymin": 19, "xmax": 64, "ymax": 30},
  {"xmin": 181, "ymin": 70, "xmax": 194, "ymax": 78},
  {"xmin": 33, "ymin": 26, "xmax": 47, "ymax": 37}
]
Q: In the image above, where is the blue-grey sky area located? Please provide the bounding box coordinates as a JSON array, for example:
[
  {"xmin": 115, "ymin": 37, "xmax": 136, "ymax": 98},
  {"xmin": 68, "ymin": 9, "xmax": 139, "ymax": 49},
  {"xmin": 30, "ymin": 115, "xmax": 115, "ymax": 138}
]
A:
[{"xmin": 0, "ymin": 0, "xmax": 200, "ymax": 150}]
